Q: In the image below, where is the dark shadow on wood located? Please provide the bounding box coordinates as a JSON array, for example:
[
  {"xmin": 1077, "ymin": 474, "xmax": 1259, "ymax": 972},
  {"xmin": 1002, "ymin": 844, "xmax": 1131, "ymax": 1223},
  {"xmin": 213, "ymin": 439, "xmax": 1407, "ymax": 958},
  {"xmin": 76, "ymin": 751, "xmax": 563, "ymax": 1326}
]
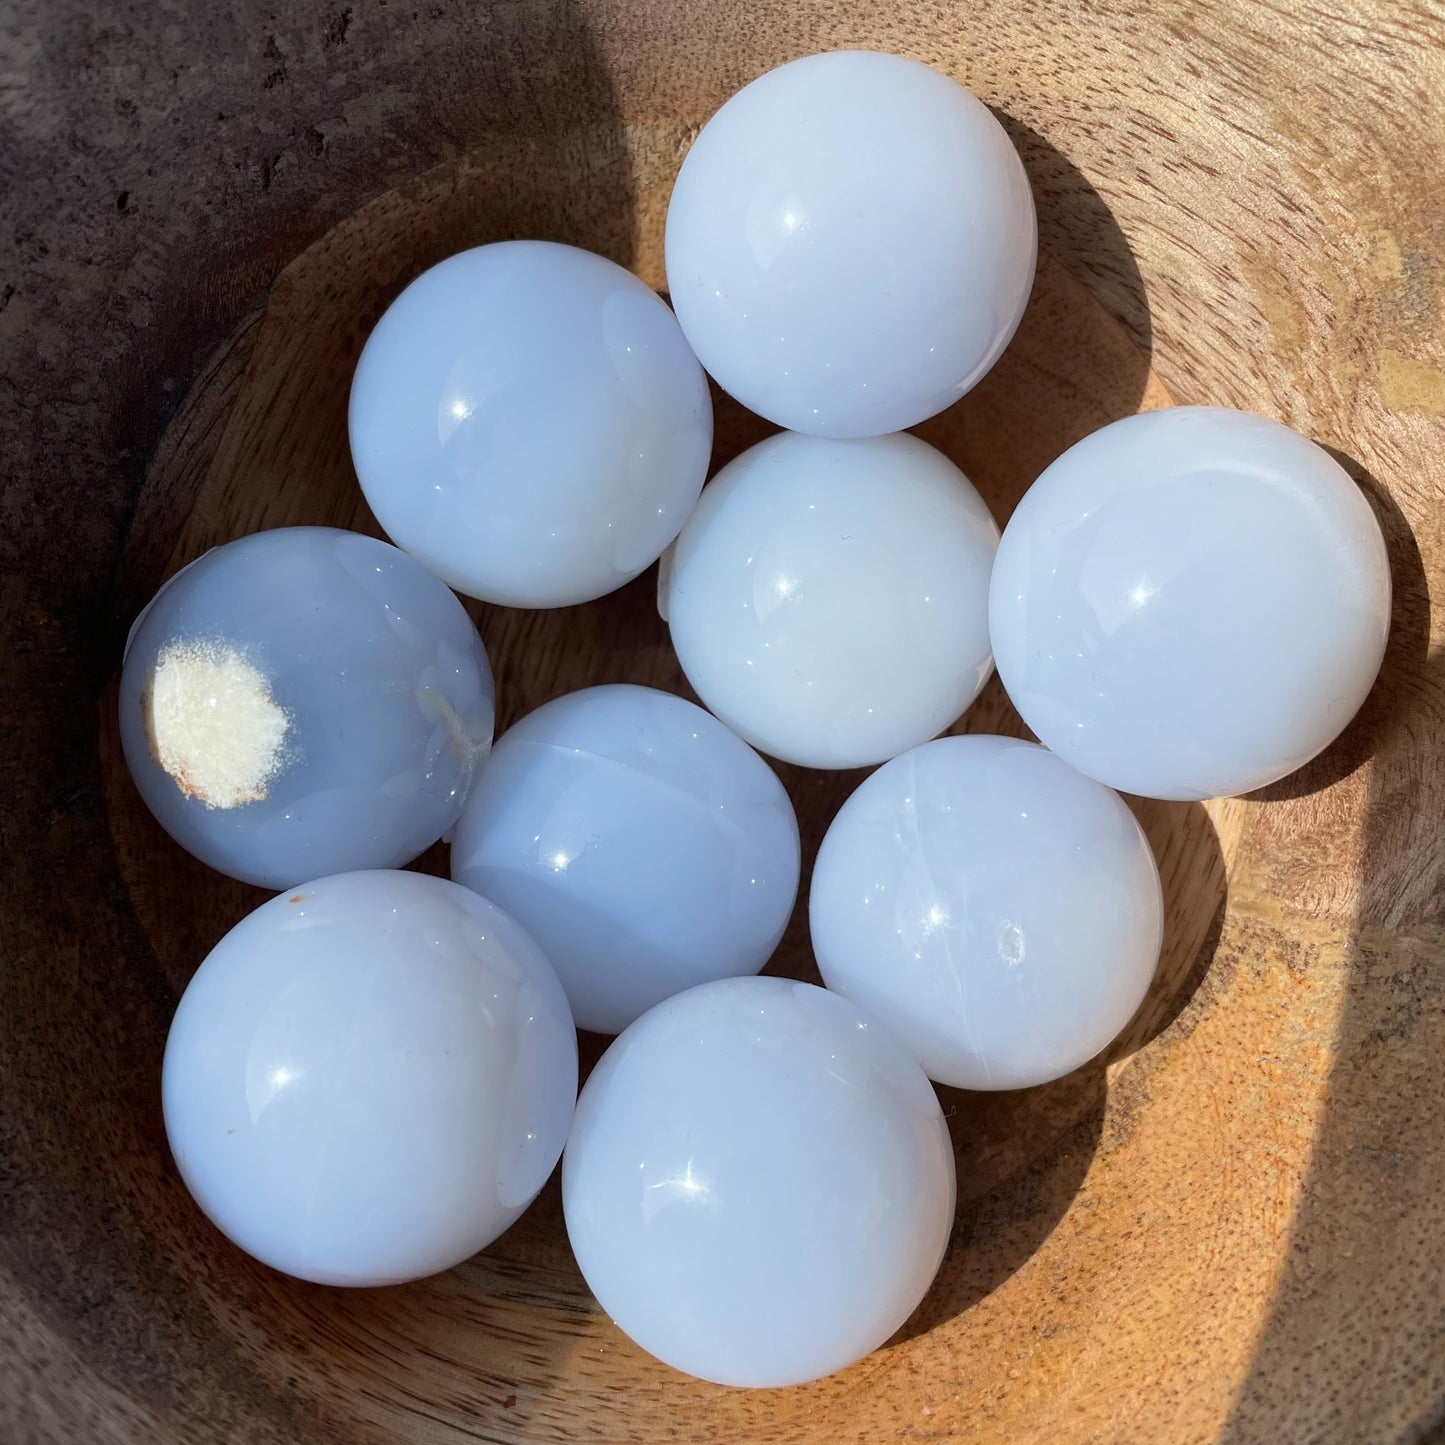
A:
[
  {"xmin": 1221, "ymin": 450, "xmax": 1443, "ymax": 1440},
  {"xmin": 1246, "ymin": 446, "xmax": 1429, "ymax": 804},
  {"xmin": 917, "ymin": 114, "xmax": 1156, "ymax": 531},
  {"xmin": 4, "ymin": 5, "xmax": 637, "ymax": 1442},
  {"xmin": 1107, "ymin": 800, "xmax": 1228, "ymax": 1062},
  {"xmin": 894, "ymin": 1066, "xmax": 1106, "ymax": 1339}
]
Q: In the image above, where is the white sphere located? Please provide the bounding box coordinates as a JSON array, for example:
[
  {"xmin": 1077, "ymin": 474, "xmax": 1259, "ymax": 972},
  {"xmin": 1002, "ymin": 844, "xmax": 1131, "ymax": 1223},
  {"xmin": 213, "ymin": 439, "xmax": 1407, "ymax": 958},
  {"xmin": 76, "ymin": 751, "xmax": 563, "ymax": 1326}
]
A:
[
  {"xmin": 663, "ymin": 430, "xmax": 999, "ymax": 769},
  {"xmin": 989, "ymin": 407, "xmax": 1392, "ymax": 800},
  {"xmin": 664, "ymin": 50, "xmax": 1036, "ymax": 438},
  {"xmin": 451, "ymin": 684, "xmax": 800, "ymax": 1035},
  {"xmin": 562, "ymin": 976, "xmax": 955, "ymax": 1386},
  {"xmin": 118, "ymin": 527, "xmax": 495, "ymax": 890},
  {"xmin": 162, "ymin": 870, "xmax": 577, "ymax": 1286},
  {"xmin": 811, "ymin": 735, "xmax": 1162, "ymax": 1090},
  {"xmin": 350, "ymin": 241, "xmax": 713, "ymax": 607}
]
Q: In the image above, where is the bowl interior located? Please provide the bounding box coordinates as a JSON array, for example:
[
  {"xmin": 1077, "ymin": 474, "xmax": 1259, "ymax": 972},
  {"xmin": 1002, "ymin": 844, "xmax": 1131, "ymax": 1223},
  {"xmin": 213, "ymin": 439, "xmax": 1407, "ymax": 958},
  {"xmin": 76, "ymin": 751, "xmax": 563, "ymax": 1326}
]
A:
[{"xmin": 5, "ymin": 3, "xmax": 1443, "ymax": 1442}]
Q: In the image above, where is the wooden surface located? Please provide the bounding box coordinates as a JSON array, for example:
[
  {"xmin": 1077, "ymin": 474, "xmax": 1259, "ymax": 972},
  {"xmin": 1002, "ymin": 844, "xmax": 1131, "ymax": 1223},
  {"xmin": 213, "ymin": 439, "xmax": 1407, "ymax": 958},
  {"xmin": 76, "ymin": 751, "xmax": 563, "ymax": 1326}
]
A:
[{"xmin": 3, "ymin": 1, "xmax": 1443, "ymax": 1442}]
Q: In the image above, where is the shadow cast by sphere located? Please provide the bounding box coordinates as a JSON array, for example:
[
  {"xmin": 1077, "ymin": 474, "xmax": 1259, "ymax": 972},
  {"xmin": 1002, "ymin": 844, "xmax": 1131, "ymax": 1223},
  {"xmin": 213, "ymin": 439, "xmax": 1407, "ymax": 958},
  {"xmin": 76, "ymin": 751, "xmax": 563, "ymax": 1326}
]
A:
[
  {"xmin": 893, "ymin": 794, "xmax": 1226, "ymax": 1341},
  {"xmin": 994, "ymin": 115, "xmax": 1152, "ymax": 357},
  {"xmin": 1245, "ymin": 446, "xmax": 1431, "ymax": 803},
  {"xmin": 472, "ymin": 563, "xmax": 683, "ymax": 735},
  {"xmin": 896, "ymin": 1065, "xmax": 1106, "ymax": 1341},
  {"xmin": 915, "ymin": 115, "xmax": 1157, "ymax": 530},
  {"xmin": 1221, "ymin": 458, "xmax": 1443, "ymax": 1438},
  {"xmin": 1108, "ymin": 798, "xmax": 1229, "ymax": 1061}
]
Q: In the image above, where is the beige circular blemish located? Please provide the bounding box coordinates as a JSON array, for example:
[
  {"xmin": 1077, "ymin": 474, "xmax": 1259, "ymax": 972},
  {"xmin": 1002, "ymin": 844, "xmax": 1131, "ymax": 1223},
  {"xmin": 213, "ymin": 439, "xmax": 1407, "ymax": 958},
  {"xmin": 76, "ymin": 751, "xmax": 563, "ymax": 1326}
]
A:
[{"xmin": 144, "ymin": 639, "xmax": 290, "ymax": 809}]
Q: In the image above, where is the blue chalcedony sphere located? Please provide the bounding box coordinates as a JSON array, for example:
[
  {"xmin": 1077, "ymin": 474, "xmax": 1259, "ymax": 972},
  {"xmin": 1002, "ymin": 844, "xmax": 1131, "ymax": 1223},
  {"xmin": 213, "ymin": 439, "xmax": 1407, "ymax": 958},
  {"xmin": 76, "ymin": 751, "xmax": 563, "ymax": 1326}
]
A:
[
  {"xmin": 350, "ymin": 241, "xmax": 712, "ymax": 608},
  {"xmin": 163, "ymin": 869, "xmax": 577, "ymax": 1286},
  {"xmin": 120, "ymin": 527, "xmax": 495, "ymax": 889},
  {"xmin": 562, "ymin": 976, "xmax": 955, "ymax": 1386},
  {"xmin": 451, "ymin": 684, "xmax": 800, "ymax": 1033},
  {"xmin": 811, "ymin": 734, "xmax": 1162, "ymax": 1090}
]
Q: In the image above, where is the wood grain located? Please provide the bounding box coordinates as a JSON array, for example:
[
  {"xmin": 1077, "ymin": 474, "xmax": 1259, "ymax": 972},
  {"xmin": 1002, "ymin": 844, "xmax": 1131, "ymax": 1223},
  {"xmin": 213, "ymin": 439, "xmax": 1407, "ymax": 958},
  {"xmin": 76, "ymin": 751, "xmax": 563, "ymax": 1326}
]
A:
[{"xmin": 4, "ymin": 1, "xmax": 1443, "ymax": 1442}]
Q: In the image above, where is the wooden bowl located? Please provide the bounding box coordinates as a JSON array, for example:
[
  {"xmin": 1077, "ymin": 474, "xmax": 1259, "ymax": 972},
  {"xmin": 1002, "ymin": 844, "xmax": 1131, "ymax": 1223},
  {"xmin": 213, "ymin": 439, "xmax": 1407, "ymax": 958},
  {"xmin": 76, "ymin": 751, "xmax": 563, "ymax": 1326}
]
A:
[{"xmin": 4, "ymin": 2, "xmax": 1442, "ymax": 1440}]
